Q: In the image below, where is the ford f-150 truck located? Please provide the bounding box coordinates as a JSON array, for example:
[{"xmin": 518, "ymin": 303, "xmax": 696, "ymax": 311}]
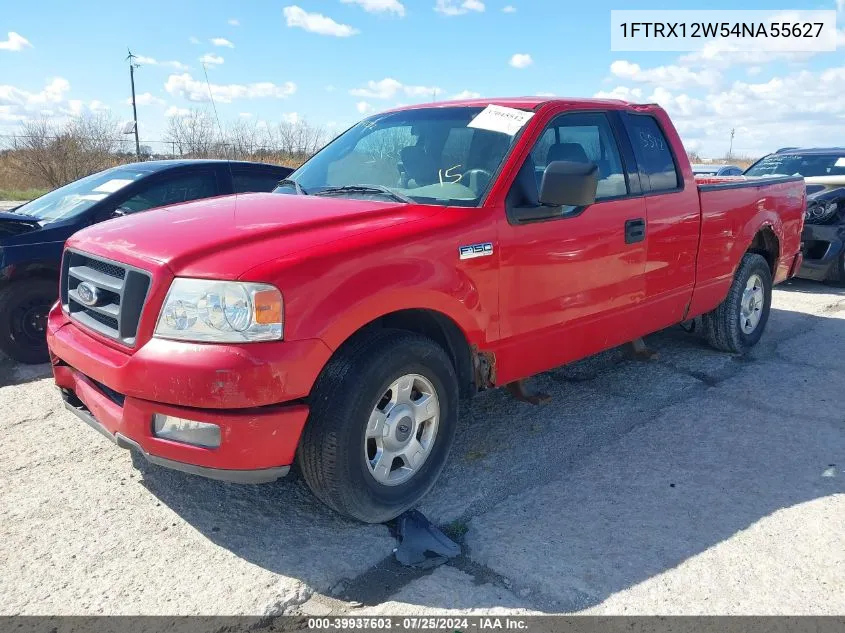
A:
[{"xmin": 46, "ymin": 98, "xmax": 806, "ymax": 523}]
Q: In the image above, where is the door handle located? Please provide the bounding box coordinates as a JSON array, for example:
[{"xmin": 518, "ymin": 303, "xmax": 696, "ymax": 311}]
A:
[{"xmin": 625, "ymin": 218, "xmax": 646, "ymax": 244}]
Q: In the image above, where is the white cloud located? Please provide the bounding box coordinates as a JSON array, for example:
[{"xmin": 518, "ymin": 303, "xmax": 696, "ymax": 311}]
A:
[
  {"xmin": 0, "ymin": 77, "xmax": 70, "ymax": 107},
  {"xmin": 350, "ymin": 77, "xmax": 439, "ymax": 100},
  {"xmin": 593, "ymin": 86, "xmax": 644, "ymax": 101},
  {"xmin": 165, "ymin": 106, "xmax": 191, "ymax": 117},
  {"xmin": 228, "ymin": 18, "xmax": 240, "ymax": 26},
  {"xmin": 509, "ymin": 53, "xmax": 533, "ymax": 69},
  {"xmin": 283, "ymin": 6, "xmax": 359, "ymax": 37},
  {"xmin": 341, "ymin": 0, "xmax": 405, "ymax": 16},
  {"xmin": 502, "ymin": 5, "xmax": 516, "ymax": 12},
  {"xmin": 610, "ymin": 60, "xmax": 720, "ymax": 89},
  {"xmin": 165, "ymin": 73, "xmax": 297, "ymax": 103},
  {"xmin": 0, "ymin": 32, "xmax": 32, "ymax": 52},
  {"xmin": 189, "ymin": 36, "xmax": 200, "ymax": 44},
  {"xmin": 434, "ymin": 0, "xmax": 485, "ymax": 16},
  {"xmin": 239, "ymin": 112, "xmax": 253, "ymax": 118},
  {"xmin": 747, "ymin": 66, "xmax": 762, "ymax": 77},
  {"xmin": 325, "ymin": 85, "xmax": 336, "ymax": 92},
  {"xmin": 599, "ymin": 62, "xmax": 845, "ymax": 157},
  {"xmin": 451, "ymin": 90, "xmax": 481, "ymax": 99},
  {"xmin": 211, "ymin": 37, "xmax": 234, "ymax": 48},
  {"xmin": 135, "ymin": 55, "xmax": 190, "ymax": 71},
  {"xmin": 357, "ymin": 101, "xmax": 374, "ymax": 114},
  {"xmin": 535, "ymin": 92, "xmax": 556, "ymax": 97},
  {"xmin": 282, "ymin": 112, "xmax": 300, "ymax": 124},
  {"xmin": 838, "ymin": 0, "xmax": 844, "ymax": 12},
  {"xmin": 0, "ymin": 78, "xmax": 118, "ymax": 126},
  {"xmin": 129, "ymin": 92, "xmax": 166, "ymax": 106},
  {"xmin": 199, "ymin": 53, "xmax": 225, "ymax": 66}
]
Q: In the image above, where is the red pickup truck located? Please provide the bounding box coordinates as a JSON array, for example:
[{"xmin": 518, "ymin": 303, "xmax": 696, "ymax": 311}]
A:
[{"xmin": 47, "ymin": 98, "xmax": 805, "ymax": 522}]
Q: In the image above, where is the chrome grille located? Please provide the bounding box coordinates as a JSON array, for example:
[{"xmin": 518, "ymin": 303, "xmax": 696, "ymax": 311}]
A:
[{"xmin": 61, "ymin": 250, "xmax": 151, "ymax": 346}]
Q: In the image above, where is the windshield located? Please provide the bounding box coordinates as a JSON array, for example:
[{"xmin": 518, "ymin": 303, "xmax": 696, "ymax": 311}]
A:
[
  {"xmin": 276, "ymin": 107, "xmax": 523, "ymax": 207},
  {"xmin": 744, "ymin": 153, "xmax": 845, "ymax": 178},
  {"xmin": 14, "ymin": 168, "xmax": 146, "ymax": 222}
]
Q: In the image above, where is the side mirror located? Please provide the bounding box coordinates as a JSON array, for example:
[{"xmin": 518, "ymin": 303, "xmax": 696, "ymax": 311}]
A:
[{"xmin": 539, "ymin": 160, "xmax": 598, "ymax": 207}]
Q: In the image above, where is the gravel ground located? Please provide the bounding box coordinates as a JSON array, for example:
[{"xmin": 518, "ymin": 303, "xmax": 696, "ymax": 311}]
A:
[
  {"xmin": 1, "ymin": 279, "xmax": 843, "ymax": 615},
  {"xmin": 0, "ymin": 200, "xmax": 22, "ymax": 211}
]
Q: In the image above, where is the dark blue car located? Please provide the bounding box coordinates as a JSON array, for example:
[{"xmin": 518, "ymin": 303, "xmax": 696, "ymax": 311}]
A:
[{"xmin": 0, "ymin": 159, "xmax": 292, "ymax": 363}]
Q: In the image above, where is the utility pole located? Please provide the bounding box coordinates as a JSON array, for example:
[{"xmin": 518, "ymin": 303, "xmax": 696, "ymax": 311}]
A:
[
  {"xmin": 728, "ymin": 128, "xmax": 735, "ymax": 160},
  {"xmin": 127, "ymin": 49, "xmax": 141, "ymax": 160}
]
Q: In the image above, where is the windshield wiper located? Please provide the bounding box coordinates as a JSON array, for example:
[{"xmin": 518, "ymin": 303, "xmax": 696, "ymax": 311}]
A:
[
  {"xmin": 315, "ymin": 184, "xmax": 413, "ymax": 204},
  {"xmin": 277, "ymin": 178, "xmax": 308, "ymax": 195}
]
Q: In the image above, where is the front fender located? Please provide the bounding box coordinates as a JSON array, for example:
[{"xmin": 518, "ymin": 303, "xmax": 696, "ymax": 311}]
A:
[{"xmin": 287, "ymin": 256, "xmax": 491, "ymax": 351}]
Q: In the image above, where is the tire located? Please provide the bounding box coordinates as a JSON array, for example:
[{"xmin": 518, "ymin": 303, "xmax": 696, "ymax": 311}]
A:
[
  {"xmin": 0, "ymin": 279, "xmax": 56, "ymax": 364},
  {"xmin": 297, "ymin": 329, "xmax": 459, "ymax": 523},
  {"xmin": 702, "ymin": 253, "xmax": 772, "ymax": 354}
]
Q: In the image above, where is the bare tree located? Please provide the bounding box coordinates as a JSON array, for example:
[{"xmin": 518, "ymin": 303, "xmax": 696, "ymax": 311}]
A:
[
  {"xmin": 9, "ymin": 113, "xmax": 123, "ymax": 188},
  {"xmin": 163, "ymin": 109, "xmax": 218, "ymax": 158}
]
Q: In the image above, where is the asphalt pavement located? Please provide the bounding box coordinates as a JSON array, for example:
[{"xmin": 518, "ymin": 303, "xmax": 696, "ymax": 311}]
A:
[{"xmin": 1, "ymin": 278, "xmax": 843, "ymax": 615}]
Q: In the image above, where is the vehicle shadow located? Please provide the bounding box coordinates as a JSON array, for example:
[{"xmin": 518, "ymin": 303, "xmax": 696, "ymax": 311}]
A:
[
  {"xmin": 778, "ymin": 276, "xmax": 844, "ymax": 295},
  {"xmin": 136, "ymin": 297, "xmax": 845, "ymax": 612},
  {"xmin": 0, "ymin": 353, "xmax": 51, "ymax": 388}
]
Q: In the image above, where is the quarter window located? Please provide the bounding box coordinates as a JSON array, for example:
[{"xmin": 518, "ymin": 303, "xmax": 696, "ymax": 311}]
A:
[{"xmin": 625, "ymin": 115, "xmax": 679, "ymax": 192}]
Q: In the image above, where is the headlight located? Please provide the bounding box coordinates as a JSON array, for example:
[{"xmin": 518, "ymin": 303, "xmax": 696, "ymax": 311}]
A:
[{"xmin": 155, "ymin": 278, "xmax": 283, "ymax": 342}]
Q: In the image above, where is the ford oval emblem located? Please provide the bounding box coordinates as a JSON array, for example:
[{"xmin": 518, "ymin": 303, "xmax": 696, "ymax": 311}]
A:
[{"xmin": 76, "ymin": 282, "xmax": 100, "ymax": 307}]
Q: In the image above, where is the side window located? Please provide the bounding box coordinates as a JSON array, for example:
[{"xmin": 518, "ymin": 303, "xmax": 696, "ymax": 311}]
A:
[
  {"xmin": 625, "ymin": 115, "xmax": 679, "ymax": 192},
  {"xmin": 118, "ymin": 171, "xmax": 218, "ymax": 214},
  {"xmin": 529, "ymin": 112, "xmax": 628, "ymax": 201},
  {"xmin": 233, "ymin": 171, "xmax": 285, "ymax": 193}
]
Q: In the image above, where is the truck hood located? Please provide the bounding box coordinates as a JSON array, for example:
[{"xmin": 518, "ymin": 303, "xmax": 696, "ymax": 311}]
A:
[{"xmin": 67, "ymin": 192, "xmax": 439, "ymax": 278}]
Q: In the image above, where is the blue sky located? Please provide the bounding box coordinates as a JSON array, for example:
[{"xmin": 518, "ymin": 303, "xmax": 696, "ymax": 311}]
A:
[{"xmin": 1, "ymin": 0, "xmax": 843, "ymax": 157}]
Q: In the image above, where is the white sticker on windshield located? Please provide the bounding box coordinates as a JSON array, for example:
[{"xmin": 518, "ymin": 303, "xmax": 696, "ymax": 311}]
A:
[
  {"xmin": 835, "ymin": 157, "xmax": 845, "ymax": 167},
  {"xmin": 93, "ymin": 178, "xmax": 135, "ymax": 194},
  {"xmin": 468, "ymin": 105, "xmax": 534, "ymax": 136}
]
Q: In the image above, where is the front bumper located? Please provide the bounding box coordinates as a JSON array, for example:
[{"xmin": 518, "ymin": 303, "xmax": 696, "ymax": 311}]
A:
[
  {"xmin": 47, "ymin": 305, "xmax": 326, "ymax": 482},
  {"xmin": 797, "ymin": 223, "xmax": 845, "ymax": 281},
  {"xmin": 53, "ymin": 362, "xmax": 309, "ymax": 482}
]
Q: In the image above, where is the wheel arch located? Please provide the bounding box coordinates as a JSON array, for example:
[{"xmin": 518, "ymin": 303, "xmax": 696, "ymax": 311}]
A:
[
  {"xmin": 328, "ymin": 307, "xmax": 478, "ymax": 400},
  {"xmin": 745, "ymin": 224, "xmax": 780, "ymax": 275}
]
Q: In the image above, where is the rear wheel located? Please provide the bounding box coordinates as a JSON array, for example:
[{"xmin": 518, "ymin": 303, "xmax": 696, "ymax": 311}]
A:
[
  {"xmin": 297, "ymin": 330, "xmax": 458, "ymax": 523},
  {"xmin": 0, "ymin": 279, "xmax": 55, "ymax": 364},
  {"xmin": 703, "ymin": 253, "xmax": 772, "ymax": 354}
]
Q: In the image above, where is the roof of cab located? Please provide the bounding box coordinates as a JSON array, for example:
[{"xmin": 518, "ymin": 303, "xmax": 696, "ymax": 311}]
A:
[{"xmin": 385, "ymin": 96, "xmax": 647, "ymax": 113}]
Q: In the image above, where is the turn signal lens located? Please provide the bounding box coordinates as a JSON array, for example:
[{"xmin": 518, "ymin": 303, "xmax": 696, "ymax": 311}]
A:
[{"xmin": 253, "ymin": 289, "xmax": 283, "ymax": 325}]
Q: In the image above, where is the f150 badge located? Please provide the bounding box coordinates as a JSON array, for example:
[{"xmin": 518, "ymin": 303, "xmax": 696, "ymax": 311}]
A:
[{"xmin": 459, "ymin": 242, "xmax": 493, "ymax": 260}]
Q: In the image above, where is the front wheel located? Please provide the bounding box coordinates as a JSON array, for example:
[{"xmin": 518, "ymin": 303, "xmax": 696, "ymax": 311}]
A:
[
  {"xmin": 0, "ymin": 279, "xmax": 56, "ymax": 364},
  {"xmin": 297, "ymin": 330, "xmax": 459, "ymax": 523},
  {"xmin": 703, "ymin": 253, "xmax": 772, "ymax": 354}
]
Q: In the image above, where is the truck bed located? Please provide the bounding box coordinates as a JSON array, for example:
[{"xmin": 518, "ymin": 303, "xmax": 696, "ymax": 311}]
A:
[{"xmin": 689, "ymin": 175, "xmax": 806, "ymax": 319}]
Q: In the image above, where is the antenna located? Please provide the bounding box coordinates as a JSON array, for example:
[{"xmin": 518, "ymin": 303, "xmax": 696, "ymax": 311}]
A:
[
  {"xmin": 126, "ymin": 49, "xmax": 141, "ymax": 160},
  {"xmin": 201, "ymin": 62, "xmax": 236, "ymax": 189}
]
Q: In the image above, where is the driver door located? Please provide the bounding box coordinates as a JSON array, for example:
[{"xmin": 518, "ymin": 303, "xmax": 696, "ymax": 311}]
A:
[{"xmin": 495, "ymin": 110, "xmax": 649, "ymax": 384}]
